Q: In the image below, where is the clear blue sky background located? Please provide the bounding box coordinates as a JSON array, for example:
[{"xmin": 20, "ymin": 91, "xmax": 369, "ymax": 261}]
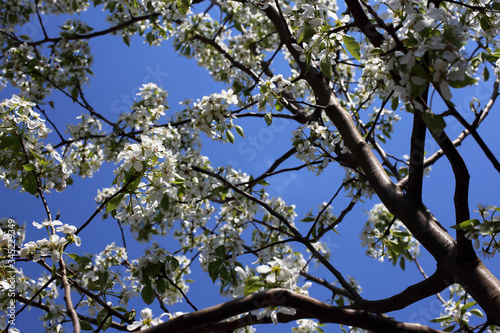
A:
[{"xmin": 1, "ymin": 4, "xmax": 500, "ymax": 332}]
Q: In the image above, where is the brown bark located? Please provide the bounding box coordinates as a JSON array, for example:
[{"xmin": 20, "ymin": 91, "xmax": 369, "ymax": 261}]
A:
[
  {"xmin": 264, "ymin": 0, "xmax": 500, "ymax": 326},
  {"xmin": 142, "ymin": 289, "xmax": 447, "ymax": 333}
]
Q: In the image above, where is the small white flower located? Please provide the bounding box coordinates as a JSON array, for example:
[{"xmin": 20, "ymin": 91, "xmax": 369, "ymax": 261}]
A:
[
  {"xmin": 33, "ymin": 220, "xmax": 63, "ymax": 229},
  {"xmin": 127, "ymin": 308, "xmax": 167, "ymax": 331}
]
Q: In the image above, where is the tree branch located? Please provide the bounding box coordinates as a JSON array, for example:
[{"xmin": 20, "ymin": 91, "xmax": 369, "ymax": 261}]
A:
[
  {"xmin": 14, "ymin": 295, "xmax": 129, "ymax": 331},
  {"xmin": 350, "ymin": 268, "xmax": 450, "ymax": 313},
  {"xmin": 142, "ymin": 289, "xmax": 447, "ymax": 333},
  {"xmin": 406, "ymin": 93, "xmax": 428, "ymax": 202},
  {"xmin": 25, "ymin": 13, "xmax": 160, "ymax": 47},
  {"xmin": 191, "ymin": 164, "xmax": 363, "ymax": 301}
]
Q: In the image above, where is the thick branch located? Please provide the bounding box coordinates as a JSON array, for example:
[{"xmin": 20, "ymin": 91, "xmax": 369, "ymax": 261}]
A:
[
  {"xmin": 406, "ymin": 99, "xmax": 428, "ymax": 202},
  {"xmin": 398, "ymin": 80, "xmax": 499, "ymax": 189},
  {"xmin": 142, "ymin": 289, "xmax": 447, "ymax": 333},
  {"xmin": 344, "ymin": 0, "xmax": 384, "ymax": 47},
  {"xmin": 350, "ymin": 268, "xmax": 450, "ymax": 313}
]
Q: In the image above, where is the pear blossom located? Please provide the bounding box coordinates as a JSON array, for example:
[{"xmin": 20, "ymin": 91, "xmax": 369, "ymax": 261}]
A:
[{"xmin": 127, "ymin": 308, "xmax": 167, "ymax": 331}]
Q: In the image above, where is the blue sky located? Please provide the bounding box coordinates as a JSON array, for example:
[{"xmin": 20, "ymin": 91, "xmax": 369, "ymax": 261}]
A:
[{"xmin": 2, "ymin": 4, "xmax": 500, "ymax": 332}]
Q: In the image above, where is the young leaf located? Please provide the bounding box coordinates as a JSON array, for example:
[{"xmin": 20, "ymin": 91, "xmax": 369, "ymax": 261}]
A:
[
  {"xmin": 208, "ymin": 260, "xmax": 222, "ymax": 282},
  {"xmin": 106, "ymin": 193, "xmax": 125, "ymax": 213},
  {"xmin": 342, "ymin": 35, "xmax": 361, "ymax": 60},
  {"xmin": 235, "ymin": 125, "xmax": 245, "ymax": 138},
  {"xmin": 226, "ymin": 129, "xmax": 235, "ymax": 144},
  {"xmin": 176, "ymin": 0, "xmax": 191, "ymax": 15},
  {"xmin": 160, "ymin": 195, "xmax": 170, "ymax": 212},
  {"xmin": 79, "ymin": 320, "xmax": 94, "ymax": 331},
  {"xmin": 298, "ymin": 24, "xmax": 316, "ymax": 43},
  {"xmin": 244, "ymin": 276, "xmax": 264, "ymax": 296},
  {"xmin": 421, "ymin": 110, "xmax": 446, "ymax": 135},
  {"xmin": 470, "ymin": 308, "xmax": 484, "ymax": 317},
  {"xmin": 320, "ymin": 55, "xmax": 333, "ymax": 80},
  {"xmin": 264, "ymin": 113, "xmax": 273, "ymax": 125},
  {"xmin": 450, "ymin": 219, "xmax": 479, "ymax": 230},
  {"xmin": 22, "ymin": 172, "xmax": 38, "ymax": 195},
  {"xmin": 141, "ymin": 285, "xmax": 155, "ymax": 305},
  {"xmin": 22, "ymin": 163, "xmax": 36, "ymax": 171}
]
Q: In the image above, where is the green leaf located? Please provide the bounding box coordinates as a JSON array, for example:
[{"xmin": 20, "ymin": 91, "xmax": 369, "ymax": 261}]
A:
[
  {"xmin": 342, "ymin": 35, "xmax": 361, "ymax": 60},
  {"xmin": 112, "ymin": 306, "xmax": 128, "ymax": 313},
  {"xmin": 208, "ymin": 260, "xmax": 222, "ymax": 282},
  {"xmin": 421, "ymin": 110, "xmax": 446, "ymax": 135},
  {"xmin": 122, "ymin": 35, "xmax": 130, "ymax": 47},
  {"xmin": 169, "ymin": 256, "xmax": 179, "ymax": 271},
  {"xmin": 298, "ymin": 24, "xmax": 316, "ymax": 43},
  {"xmin": 226, "ymin": 129, "xmax": 235, "ymax": 144},
  {"xmin": 478, "ymin": 222, "xmax": 497, "ymax": 235},
  {"xmin": 105, "ymin": 193, "xmax": 125, "ymax": 213},
  {"xmin": 96, "ymin": 309, "xmax": 110, "ymax": 329},
  {"xmin": 101, "ymin": 315, "xmax": 112, "ymax": 331},
  {"xmin": 257, "ymin": 179, "xmax": 269, "ymax": 186},
  {"xmin": 431, "ymin": 315, "xmax": 452, "ymax": 323},
  {"xmin": 483, "ymin": 66, "xmax": 490, "ymax": 81},
  {"xmin": 300, "ymin": 216, "xmax": 316, "ymax": 222},
  {"xmin": 22, "ymin": 163, "xmax": 36, "ymax": 171},
  {"xmin": 68, "ymin": 253, "xmax": 80, "ymax": 262},
  {"xmin": 126, "ymin": 176, "xmax": 141, "ymax": 192},
  {"xmin": 244, "ymin": 276, "xmax": 264, "ymax": 296},
  {"xmin": 470, "ymin": 308, "xmax": 484, "ymax": 317},
  {"xmin": 235, "ymin": 125, "xmax": 245, "ymax": 138},
  {"xmin": 448, "ymin": 75, "xmax": 479, "ymax": 88},
  {"xmin": 391, "ymin": 97, "xmax": 399, "ymax": 111},
  {"xmin": 391, "ymin": 230, "xmax": 411, "ymax": 238},
  {"xmin": 320, "ymin": 55, "xmax": 333, "ymax": 80},
  {"xmin": 71, "ymin": 87, "xmax": 79, "ymax": 100},
  {"xmin": 215, "ymin": 245, "xmax": 226, "ymax": 258},
  {"xmin": 0, "ymin": 135, "xmax": 21, "ymax": 151},
  {"xmin": 275, "ymin": 100, "xmax": 284, "ymax": 111},
  {"xmin": 479, "ymin": 15, "xmax": 492, "ymax": 32},
  {"xmin": 79, "ymin": 320, "xmax": 94, "ymax": 331},
  {"xmin": 22, "ymin": 172, "xmax": 38, "ymax": 195},
  {"xmin": 172, "ymin": 176, "xmax": 186, "ymax": 184},
  {"xmin": 141, "ymin": 285, "xmax": 155, "ymax": 305},
  {"xmin": 450, "ymin": 219, "xmax": 479, "ymax": 230},
  {"xmin": 264, "ymin": 113, "xmax": 273, "ymax": 125},
  {"xmin": 160, "ymin": 195, "xmax": 170, "ymax": 212},
  {"xmin": 156, "ymin": 278, "xmax": 167, "ymax": 294},
  {"xmin": 176, "ymin": 0, "xmax": 191, "ymax": 15}
]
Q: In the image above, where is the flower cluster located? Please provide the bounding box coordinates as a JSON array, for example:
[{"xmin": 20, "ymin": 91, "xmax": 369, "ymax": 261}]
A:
[
  {"xmin": 189, "ymin": 88, "xmax": 240, "ymax": 141},
  {"xmin": 292, "ymin": 319, "xmax": 321, "ymax": 333},
  {"xmin": 292, "ymin": 122, "xmax": 348, "ymax": 176},
  {"xmin": 433, "ymin": 284, "xmax": 485, "ymax": 330},
  {"xmin": 127, "ymin": 308, "xmax": 167, "ymax": 331},
  {"xmin": 360, "ymin": 203, "xmax": 419, "ymax": 266},
  {"xmin": 19, "ymin": 220, "xmax": 80, "ymax": 263},
  {"xmin": 130, "ymin": 242, "xmax": 191, "ymax": 305},
  {"xmin": 256, "ymin": 255, "xmax": 310, "ymax": 293},
  {"xmin": 253, "ymin": 75, "xmax": 292, "ymax": 113},
  {"xmin": 454, "ymin": 204, "xmax": 500, "ymax": 258},
  {"xmin": 0, "ymin": 95, "xmax": 72, "ymax": 193},
  {"xmin": 199, "ymin": 223, "xmax": 245, "ymax": 273},
  {"xmin": 118, "ymin": 83, "xmax": 168, "ymax": 131}
]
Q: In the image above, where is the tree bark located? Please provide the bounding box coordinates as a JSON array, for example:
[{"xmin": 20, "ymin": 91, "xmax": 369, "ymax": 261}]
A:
[{"xmin": 264, "ymin": 0, "xmax": 500, "ymax": 325}]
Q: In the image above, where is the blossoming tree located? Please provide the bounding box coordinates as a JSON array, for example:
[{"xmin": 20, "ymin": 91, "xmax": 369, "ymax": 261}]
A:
[{"xmin": 1, "ymin": 0, "xmax": 500, "ymax": 332}]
